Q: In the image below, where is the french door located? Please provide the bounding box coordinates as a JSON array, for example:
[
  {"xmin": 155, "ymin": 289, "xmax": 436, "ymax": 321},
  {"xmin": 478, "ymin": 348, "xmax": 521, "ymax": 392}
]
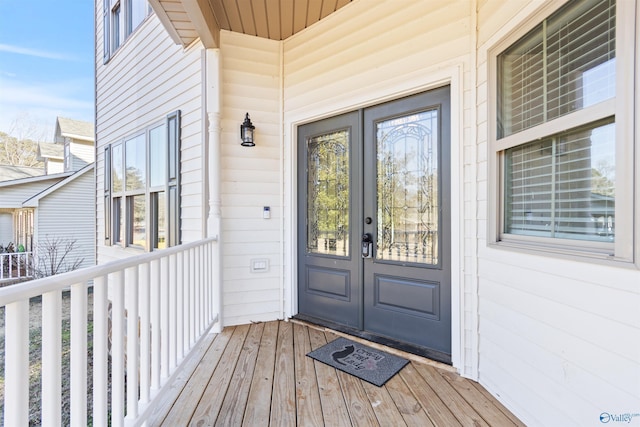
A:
[{"xmin": 297, "ymin": 87, "xmax": 451, "ymax": 361}]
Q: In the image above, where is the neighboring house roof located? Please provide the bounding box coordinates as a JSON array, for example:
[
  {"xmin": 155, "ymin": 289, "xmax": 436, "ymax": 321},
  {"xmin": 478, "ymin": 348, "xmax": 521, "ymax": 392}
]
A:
[
  {"xmin": 0, "ymin": 165, "xmax": 45, "ymax": 182},
  {"xmin": 38, "ymin": 142, "xmax": 64, "ymax": 160},
  {"xmin": 22, "ymin": 163, "xmax": 94, "ymax": 207},
  {"xmin": 0, "ymin": 171, "xmax": 73, "ymax": 189},
  {"xmin": 56, "ymin": 117, "xmax": 94, "ymax": 142}
]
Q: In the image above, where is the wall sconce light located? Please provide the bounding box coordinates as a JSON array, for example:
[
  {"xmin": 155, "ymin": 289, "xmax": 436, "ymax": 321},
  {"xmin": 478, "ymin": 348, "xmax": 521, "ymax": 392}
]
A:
[{"xmin": 240, "ymin": 113, "xmax": 255, "ymax": 147}]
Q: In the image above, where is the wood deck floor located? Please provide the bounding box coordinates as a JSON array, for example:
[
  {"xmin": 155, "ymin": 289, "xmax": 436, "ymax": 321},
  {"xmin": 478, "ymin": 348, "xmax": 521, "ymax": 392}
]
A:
[{"xmin": 150, "ymin": 320, "xmax": 525, "ymax": 426}]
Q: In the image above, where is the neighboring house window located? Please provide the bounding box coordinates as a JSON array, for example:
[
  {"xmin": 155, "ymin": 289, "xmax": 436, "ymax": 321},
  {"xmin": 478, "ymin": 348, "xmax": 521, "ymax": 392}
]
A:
[
  {"xmin": 103, "ymin": 0, "xmax": 151, "ymax": 62},
  {"xmin": 64, "ymin": 143, "xmax": 71, "ymax": 171},
  {"xmin": 107, "ymin": 111, "xmax": 181, "ymax": 250},
  {"xmin": 491, "ymin": 0, "xmax": 634, "ymax": 260}
]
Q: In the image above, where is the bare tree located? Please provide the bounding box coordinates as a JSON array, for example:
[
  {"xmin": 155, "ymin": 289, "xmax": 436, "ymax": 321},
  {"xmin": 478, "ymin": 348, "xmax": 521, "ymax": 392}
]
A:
[
  {"xmin": 0, "ymin": 113, "xmax": 49, "ymax": 168},
  {"xmin": 33, "ymin": 236, "xmax": 84, "ymax": 278},
  {"xmin": 6, "ymin": 112, "xmax": 50, "ymax": 142},
  {"xmin": 0, "ymin": 131, "xmax": 43, "ymax": 167}
]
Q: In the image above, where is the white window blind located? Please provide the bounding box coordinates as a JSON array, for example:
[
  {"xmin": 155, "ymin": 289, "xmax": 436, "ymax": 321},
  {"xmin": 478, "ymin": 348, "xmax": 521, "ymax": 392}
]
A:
[
  {"xmin": 498, "ymin": 0, "xmax": 616, "ymax": 138},
  {"xmin": 505, "ymin": 119, "xmax": 615, "ymax": 242}
]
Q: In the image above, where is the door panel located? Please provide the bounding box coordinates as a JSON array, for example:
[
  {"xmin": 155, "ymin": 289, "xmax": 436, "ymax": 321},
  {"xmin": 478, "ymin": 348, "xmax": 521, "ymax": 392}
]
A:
[
  {"xmin": 364, "ymin": 87, "xmax": 451, "ymax": 355},
  {"xmin": 298, "ymin": 87, "xmax": 451, "ymax": 358},
  {"xmin": 297, "ymin": 111, "xmax": 362, "ymax": 328}
]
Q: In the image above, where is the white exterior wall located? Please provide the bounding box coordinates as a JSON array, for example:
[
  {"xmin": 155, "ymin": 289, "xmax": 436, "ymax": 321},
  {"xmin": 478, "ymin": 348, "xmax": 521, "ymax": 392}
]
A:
[
  {"xmin": 69, "ymin": 140, "xmax": 94, "ymax": 172},
  {"xmin": 475, "ymin": 1, "xmax": 640, "ymax": 426},
  {"xmin": 95, "ymin": 9, "xmax": 206, "ymax": 263},
  {"xmin": 35, "ymin": 169, "xmax": 96, "ymax": 270},
  {"xmin": 219, "ymin": 31, "xmax": 283, "ymax": 325},
  {"xmin": 281, "ymin": 0, "xmax": 472, "ymax": 371},
  {"xmin": 45, "ymin": 159, "xmax": 64, "ymax": 175}
]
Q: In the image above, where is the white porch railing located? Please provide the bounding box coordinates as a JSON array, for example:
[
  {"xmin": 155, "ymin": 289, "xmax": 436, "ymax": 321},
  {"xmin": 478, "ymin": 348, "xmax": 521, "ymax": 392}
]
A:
[
  {"xmin": 0, "ymin": 251, "xmax": 34, "ymax": 281},
  {"xmin": 0, "ymin": 237, "xmax": 219, "ymax": 426}
]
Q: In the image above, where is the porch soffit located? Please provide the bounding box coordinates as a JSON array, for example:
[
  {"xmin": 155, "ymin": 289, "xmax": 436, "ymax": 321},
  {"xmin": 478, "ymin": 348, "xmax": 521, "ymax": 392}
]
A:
[{"xmin": 150, "ymin": 0, "xmax": 353, "ymax": 48}]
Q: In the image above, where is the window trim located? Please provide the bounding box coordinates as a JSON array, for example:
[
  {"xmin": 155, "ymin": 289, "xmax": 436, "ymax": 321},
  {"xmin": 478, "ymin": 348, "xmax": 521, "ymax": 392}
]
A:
[
  {"xmin": 103, "ymin": 0, "xmax": 151, "ymax": 63},
  {"xmin": 487, "ymin": 0, "xmax": 635, "ymax": 263},
  {"xmin": 105, "ymin": 111, "xmax": 181, "ymax": 251}
]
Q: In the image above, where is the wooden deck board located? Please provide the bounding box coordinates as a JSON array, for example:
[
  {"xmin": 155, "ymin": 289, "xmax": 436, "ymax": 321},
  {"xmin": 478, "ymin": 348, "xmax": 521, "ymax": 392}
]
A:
[
  {"xmin": 470, "ymin": 380, "xmax": 528, "ymax": 427},
  {"xmin": 362, "ymin": 380, "xmax": 409, "ymax": 426},
  {"xmin": 413, "ymin": 363, "xmax": 490, "ymax": 427},
  {"xmin": 216, "ymin": 322, "xmax": 264, "ymax": 426},
  {"xmin": 151, "ymin": 320, "xmax": 524, "ymax": 427},
  {"xmin": 293, "ymin": 323, "xmax": 324, "ymax": 426},
  {"xmin": 270, "ymin": 321, "xmax": 297, "ymax": 427},
  {"xmin": 188, "ymin": 323, "xmax": 250, "ymax": 425},
  {"xmin": 157, "ymin": 328, "xmax": 233, "ymax": 426},
  {"xmin": 243, "ymin": 321, "xmax": 279, "ymax": 426},
  {"xmin": 399, "ymin": 363, "xmax": 462, "ymax": 426},
  {"xmin": 307, "ymin": 327, "xmax": 352, "ymax": 426},
  {"xmin": 384, "ymin": 374, "xmax": 435, "ymax": 427},
  {"xmin": 439, "ymin": 369, "xmax": 519, "ymax": 426}
]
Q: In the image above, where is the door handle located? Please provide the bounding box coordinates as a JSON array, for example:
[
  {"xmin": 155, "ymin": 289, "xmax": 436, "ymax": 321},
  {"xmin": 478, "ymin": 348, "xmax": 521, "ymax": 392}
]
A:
[{"xmin": 361, "ymin": 233, "xmax": 373, "ymax": 258}]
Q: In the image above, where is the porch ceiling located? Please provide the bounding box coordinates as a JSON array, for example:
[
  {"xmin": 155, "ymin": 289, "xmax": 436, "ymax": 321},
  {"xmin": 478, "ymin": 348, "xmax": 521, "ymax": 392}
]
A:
[{"xmin": 149, "ymin": 0, "xmax": 353, "ymax": 48}]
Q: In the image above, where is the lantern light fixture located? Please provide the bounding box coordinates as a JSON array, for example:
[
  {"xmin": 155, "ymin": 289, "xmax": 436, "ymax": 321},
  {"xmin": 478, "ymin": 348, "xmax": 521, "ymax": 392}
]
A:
[{"xmin": 240, "ymin": 113, "xmax": 255, "ymax": 147}]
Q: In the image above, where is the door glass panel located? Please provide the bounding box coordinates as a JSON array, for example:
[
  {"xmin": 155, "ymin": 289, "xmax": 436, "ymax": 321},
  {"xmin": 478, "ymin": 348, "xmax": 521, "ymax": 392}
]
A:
[
  {"xmin": 377, "ymin": 110, "xmax": 439, "ymax": 265},
  {"xmin": 307, "ymin": 130, "xmax": 350, "ymax": 256}
]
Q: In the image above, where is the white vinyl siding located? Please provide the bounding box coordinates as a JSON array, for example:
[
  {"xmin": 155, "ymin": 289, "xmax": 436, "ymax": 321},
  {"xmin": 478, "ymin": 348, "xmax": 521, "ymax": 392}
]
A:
[
  {"xmin": 0, "ymin": 178, "xmax": 69, "ymax": 208},
  {"xmin": 284, "ymin": 0, "xmax": 469, "ymax": 119},
  {"xmin": 477, "ymin": 1, "xmax": 640, "ymax": 426},
  {"xmin": 69, "ymin": 140, "xmax": 95, "ymax": 172},
  {"xmin": 45, "ymin": 159, "xmax": 64, "ymax": 175},
  {"xmin": 35, "ymin": 169, "xmax": 96, "ymax": 271},
  {"xmin": 220, "ymin": 31, "xmax": 282, "ymax": 326},
  {"xmin": 95, "ymin": 9, "xmax": 204, "ymax": 263}
]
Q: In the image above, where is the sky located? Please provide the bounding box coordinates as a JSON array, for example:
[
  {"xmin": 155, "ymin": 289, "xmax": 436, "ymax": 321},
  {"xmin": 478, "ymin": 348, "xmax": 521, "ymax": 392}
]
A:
[{"xmin": 0, "ymin": 0, "xmax": 94, "ymax": 141}]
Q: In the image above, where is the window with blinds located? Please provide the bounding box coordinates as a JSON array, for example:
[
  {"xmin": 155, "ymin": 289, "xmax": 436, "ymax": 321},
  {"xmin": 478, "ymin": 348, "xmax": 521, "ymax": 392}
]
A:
[
  {"xmin": 505, "ymin": 119, "xmax": 615, "ymax": 241},
  {"xmin": 498, "ymin": 0, "xmax": 616, "ymax": 138},
  {"xmin": 498, "ymin": 0, "xmax": 617, "ymax": 244}
]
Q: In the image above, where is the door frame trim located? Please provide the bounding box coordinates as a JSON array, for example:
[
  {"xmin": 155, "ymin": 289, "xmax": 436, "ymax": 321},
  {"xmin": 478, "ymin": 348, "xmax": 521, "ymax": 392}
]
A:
[{"xmin": 284, "ymin": 63, "xmax": 469, "ymax": 373}]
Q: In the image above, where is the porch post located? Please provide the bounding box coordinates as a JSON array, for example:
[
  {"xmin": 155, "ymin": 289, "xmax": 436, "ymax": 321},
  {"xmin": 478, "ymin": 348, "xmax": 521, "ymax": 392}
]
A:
[{"xmin": 205, "ymin": 48, "xmax": 223, "ymax": 332}]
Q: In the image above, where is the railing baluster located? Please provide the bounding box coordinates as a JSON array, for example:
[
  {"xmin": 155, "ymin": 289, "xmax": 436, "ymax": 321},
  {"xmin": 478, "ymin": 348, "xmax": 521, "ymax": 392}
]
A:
[
  {"xmin": 160, "ymin": 255, "xmax": 169, "ymax": 380},
  {"xmin": 42, "ymin": 290, "xmax": 62, "ymax": 427},
  {"xmin": 139, "ymin": 262, "xmax": 151, "ymax": 404},
  {"xmin": 4, "ymin": 300, "xmax": 29, "ymax": 426},
  {"xmin": 126, "ymin": 266, "xmax": 139, "ymax": 420},
  {"xmin": 111, "ymin": 270, "xmax": 125, "ymax": 427},
  {"xmin": 93, "ymin": 275, "xmax": 108, "ymax": 426},
  {"xmin": 150, "ymin": 258, "xmax": 161, "ymax": 390},
  {"xmin": 176, "ymin": 250, "xmax": 184, "ymax": 360},
  {"xmin": 197, "ymin": 246, "xmax": 203, "ymax": 335},
  {"xmin": 210, "ymin": 241, "xmax": 214, "ymax": 324},
  {"xmin": 169, "ymin": 253, "xmax": 177, "ymax": 370},
  {"xmin": 189, "ymin": 248, "xmax": 196, "ymax": 345},
  {"xmin": 183, "ymin": 249, "xmax": 190, "ymax": 352},
  {"xmin": 205, "ymin": 244, "xmax": 214, "ymax": 323},
  {"xmin": 71, "ymin": 281, "xmax": 88, "ymax": 425}
]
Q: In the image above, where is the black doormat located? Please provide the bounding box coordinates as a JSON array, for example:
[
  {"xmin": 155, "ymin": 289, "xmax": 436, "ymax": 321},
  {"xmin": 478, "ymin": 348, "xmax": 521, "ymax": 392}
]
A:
[{"xmin": 307, "ymin": 337, "xmax": 409, "ymax": 387}]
